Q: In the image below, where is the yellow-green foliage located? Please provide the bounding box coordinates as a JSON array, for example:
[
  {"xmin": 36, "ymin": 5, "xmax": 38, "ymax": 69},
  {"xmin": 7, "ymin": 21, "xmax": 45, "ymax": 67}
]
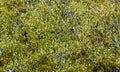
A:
[{"xmin": 0, "ymin": 0, "xmax": 120, "ymax": 72}]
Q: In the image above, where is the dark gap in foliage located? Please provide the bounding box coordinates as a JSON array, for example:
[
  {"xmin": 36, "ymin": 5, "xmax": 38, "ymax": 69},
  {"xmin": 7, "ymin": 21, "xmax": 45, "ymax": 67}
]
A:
[
  {"xmin": 0, "ymin": 61, "xmax": 4, "ymax": 67},
  {"xmin": 23, "ymin": 31, "xmax": 28, "ymax": 43},
  {"xmin": 93, "ymin": 61, "xmax": 120, "ymax": 72}
]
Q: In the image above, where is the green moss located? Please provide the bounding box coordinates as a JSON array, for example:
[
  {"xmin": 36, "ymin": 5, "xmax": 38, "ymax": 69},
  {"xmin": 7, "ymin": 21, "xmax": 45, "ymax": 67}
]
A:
[{"xmin": 0, "ymin": 0, "xmax": 120, "ymax": 71}]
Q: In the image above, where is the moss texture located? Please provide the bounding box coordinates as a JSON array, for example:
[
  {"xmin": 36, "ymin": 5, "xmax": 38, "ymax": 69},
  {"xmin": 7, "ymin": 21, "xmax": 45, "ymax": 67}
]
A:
[{"xmin": 0, "ymin": 0, "xmax": 120, "ymax": 72}]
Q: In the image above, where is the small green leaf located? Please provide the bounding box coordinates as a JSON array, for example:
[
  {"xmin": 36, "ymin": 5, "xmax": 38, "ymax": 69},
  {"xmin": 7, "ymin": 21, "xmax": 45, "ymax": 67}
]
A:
[{"xmin": 115, "ymin": 42, "xmax": 120, "ymax": 48}]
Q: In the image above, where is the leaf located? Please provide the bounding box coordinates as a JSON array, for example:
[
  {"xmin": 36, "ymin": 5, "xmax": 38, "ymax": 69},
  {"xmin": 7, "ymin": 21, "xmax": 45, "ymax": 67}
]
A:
[
  {"xmin": 7, "ymin": 67, "xmax": 15, "ymax": 72},
  {"xmin": 115, "ymin": 42, "xmax": 120, "ymax": 48},
  {"xmin": 0, "ymin": 48, "xmax": 4, "ymax": 55},
  {"xmin": 61, "ymin": 57, "xmax": 66, "ymax": 63}
]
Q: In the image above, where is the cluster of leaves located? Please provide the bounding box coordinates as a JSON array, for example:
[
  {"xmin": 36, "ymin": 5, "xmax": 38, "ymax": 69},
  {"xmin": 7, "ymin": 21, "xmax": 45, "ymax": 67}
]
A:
[{"xmin": 0, "ymin": 0, "xmax": 120, "ymax": 72}]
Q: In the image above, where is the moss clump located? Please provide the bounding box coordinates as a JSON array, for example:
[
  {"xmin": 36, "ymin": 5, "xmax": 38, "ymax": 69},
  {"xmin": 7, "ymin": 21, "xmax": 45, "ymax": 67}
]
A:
[{"xmin": 0, "ymin": 0, "xmax": 120, "ymax": 71}]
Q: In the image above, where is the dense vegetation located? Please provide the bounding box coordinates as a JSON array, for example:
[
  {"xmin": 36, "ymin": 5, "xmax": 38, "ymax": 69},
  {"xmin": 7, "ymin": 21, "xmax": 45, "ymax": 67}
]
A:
[{"xmin": 0, "ymin": 0, "xmax": 120, "ymax": 72}]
